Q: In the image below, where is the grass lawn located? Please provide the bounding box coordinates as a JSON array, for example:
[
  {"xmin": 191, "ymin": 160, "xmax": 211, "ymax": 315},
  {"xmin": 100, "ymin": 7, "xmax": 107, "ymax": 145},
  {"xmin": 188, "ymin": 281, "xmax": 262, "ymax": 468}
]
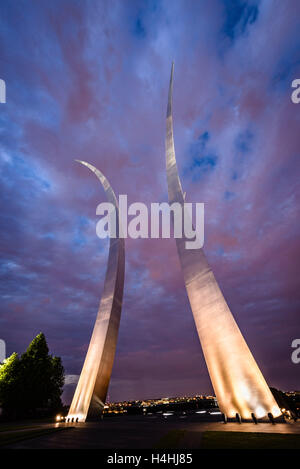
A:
[
  {"xmin": 154, "ymin": 429, "xmax": 186, "ymax": 449},
  {"xmin": 201, "ymin": 431, "xmax": 300, "ymax": 449},
  {"xmin": 0, "ymin": 426, "xmax": 74, "ymax": 447},
  {"xmin": 0, "ymin": 425, "xmax": 39, "ymax": 433}
]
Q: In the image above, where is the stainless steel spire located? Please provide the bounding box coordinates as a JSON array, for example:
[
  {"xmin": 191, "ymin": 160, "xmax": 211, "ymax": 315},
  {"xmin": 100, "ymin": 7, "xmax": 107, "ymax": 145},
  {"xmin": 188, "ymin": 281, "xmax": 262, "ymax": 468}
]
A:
[
  {"xmin": 67, "ymin": 161, "xmax": 125, "ymax": 422},
  {"xmin": 165, "ymin": 63, "xmax": 280, "ymax": 420}
]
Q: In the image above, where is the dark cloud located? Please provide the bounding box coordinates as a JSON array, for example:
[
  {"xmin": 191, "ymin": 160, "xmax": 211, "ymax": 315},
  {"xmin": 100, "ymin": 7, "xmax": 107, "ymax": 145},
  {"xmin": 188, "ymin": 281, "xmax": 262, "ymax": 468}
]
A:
[{"xmin": 222, "ymin": 0, "xmax": 259, "ymax": 41}]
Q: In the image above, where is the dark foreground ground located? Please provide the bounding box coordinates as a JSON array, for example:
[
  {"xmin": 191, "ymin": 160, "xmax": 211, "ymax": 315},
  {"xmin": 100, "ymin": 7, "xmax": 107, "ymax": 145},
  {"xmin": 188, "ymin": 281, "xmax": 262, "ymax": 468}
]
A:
[{"xmin": 1, "ymin": 413, "xmax": 300, "ymax": 449}]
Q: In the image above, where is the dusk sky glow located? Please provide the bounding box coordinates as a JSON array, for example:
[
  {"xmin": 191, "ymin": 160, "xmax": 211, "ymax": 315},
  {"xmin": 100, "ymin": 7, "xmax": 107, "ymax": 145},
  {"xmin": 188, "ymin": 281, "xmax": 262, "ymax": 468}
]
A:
[{"xmin": 0, "ymin": 0, "xmax": 299, "ymax": 404}]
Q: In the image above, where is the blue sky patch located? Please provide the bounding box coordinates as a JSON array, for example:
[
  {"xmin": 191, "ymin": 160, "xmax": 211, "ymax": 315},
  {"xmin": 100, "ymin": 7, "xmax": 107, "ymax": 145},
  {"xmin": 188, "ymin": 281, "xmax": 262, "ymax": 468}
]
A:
[{"xmin": 222, "ymin": 0, "xmax": 259, "ymax": 41}]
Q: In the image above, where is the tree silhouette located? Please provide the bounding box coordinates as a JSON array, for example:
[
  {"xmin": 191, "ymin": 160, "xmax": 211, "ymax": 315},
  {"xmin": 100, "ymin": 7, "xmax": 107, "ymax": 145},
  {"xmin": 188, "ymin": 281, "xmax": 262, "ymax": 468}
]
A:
[{"xmin": 0, "ymin": 333, "xmax": 64, "ymax": 419}]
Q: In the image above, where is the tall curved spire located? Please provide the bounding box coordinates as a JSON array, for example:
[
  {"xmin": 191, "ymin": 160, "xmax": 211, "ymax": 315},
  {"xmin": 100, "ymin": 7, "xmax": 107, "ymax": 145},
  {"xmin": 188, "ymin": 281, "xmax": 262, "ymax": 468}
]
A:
[
  {"xmin": 166, "ymin": 62, "xmax": 184, "ymax": 205},
  {"xmin": 165, "ymin": 63, "xmax": 281, "ymax": 420},
  {"xmin": 67, "ymin": 161, "xmax": 125, "ymax": 422}
]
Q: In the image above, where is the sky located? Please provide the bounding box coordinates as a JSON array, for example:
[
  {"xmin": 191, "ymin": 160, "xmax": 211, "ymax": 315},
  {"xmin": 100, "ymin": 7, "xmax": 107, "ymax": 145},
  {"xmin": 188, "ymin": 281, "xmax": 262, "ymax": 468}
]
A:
[{"xmin": 0, "ymin": 0, "xmax": 299, "ymax": 404}]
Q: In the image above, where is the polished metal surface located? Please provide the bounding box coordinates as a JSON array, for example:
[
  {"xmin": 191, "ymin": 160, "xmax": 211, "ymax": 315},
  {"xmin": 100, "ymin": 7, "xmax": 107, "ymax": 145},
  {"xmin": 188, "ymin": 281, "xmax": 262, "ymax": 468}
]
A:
[
  {"xmin": 166, "ymin": 63, "xmax": 280, "ymax": 420},
  {"xmin": 67, "ymin": 161, "xmax": 125, "ymax": 422}
]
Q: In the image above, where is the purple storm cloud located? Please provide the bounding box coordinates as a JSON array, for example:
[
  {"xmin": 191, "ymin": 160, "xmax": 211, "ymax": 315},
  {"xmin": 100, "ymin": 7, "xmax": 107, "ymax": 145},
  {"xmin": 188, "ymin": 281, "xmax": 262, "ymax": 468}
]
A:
[{"xmin": 0, "ymin": 0, "xmax": 299, "ymax": 403}]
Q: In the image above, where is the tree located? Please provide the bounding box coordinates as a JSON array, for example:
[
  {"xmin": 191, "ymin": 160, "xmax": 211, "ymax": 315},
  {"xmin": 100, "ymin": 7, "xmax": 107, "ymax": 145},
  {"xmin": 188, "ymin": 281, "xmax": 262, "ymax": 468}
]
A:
[
  {"xmin": 0, "ymin": 353, "xmax": 22, "ymax": 418},
  {"xmin": 0, "ymin": 333, "xmax": 64, "ymax": 419}
]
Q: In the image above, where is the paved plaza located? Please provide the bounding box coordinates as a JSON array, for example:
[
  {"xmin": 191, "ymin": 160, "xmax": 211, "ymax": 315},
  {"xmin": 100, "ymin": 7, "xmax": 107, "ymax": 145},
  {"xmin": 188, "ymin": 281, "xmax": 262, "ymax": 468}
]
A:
[{"xmin": 1, "ymin": 414, "xmax": 299, "ymax": 449}]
